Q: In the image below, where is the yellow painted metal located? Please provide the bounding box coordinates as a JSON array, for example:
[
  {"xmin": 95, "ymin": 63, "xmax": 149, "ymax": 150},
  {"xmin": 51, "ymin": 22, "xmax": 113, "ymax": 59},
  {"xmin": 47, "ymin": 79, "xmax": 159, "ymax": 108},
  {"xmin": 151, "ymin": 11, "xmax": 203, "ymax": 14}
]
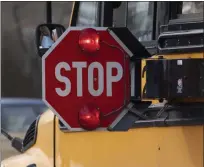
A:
[
  {"xmin": 2, "ymin": 110, "xmax": 204, "ymax": 167},
  {"xmin": 55, "ymin": 116, "xmax": 203, "ymax": 167}
]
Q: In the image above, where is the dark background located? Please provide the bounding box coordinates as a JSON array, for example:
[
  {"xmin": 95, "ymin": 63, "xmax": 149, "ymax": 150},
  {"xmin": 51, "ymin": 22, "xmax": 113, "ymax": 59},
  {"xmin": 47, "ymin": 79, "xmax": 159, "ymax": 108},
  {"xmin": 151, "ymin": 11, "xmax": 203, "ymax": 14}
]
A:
[{"xmin": 1, "ymin": 2, "xmax": 73, "ymax": 98}]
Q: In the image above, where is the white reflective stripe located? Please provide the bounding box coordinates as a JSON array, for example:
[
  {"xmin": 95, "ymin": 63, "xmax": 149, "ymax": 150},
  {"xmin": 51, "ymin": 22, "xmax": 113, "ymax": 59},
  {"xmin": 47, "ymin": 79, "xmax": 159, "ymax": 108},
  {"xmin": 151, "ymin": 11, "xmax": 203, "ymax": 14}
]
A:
[{"xmin": 130, "ymin": 62, "xmax": 135, "ymax": 97}]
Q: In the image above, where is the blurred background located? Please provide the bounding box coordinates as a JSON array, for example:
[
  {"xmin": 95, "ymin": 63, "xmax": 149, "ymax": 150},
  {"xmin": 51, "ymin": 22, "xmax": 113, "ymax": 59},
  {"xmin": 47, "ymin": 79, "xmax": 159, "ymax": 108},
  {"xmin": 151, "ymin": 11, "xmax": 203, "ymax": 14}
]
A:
[{"xmin": 1, "ymin": 2, "xmax": 73, "ymax": 98}]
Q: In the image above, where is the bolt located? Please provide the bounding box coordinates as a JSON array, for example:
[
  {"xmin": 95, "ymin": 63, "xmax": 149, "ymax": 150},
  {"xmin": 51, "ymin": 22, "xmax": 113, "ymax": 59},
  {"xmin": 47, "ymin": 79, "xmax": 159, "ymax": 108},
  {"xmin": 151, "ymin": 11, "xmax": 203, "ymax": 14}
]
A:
[{"xmin": 165, "ymin": 40, "xmax": 168, "ymax": 47}]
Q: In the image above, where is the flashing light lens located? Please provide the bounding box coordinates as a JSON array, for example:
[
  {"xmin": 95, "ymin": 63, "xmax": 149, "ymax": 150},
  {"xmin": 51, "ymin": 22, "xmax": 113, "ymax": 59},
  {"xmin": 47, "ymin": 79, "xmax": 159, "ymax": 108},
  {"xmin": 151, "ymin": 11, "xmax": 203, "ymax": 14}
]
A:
[
  {"xmin": 78, "ymin": 28, "xmax": 100, "ymax": 53},
  {"xmin": 78, "ymin": 103, "xmax": 100, "ymax": 130}
]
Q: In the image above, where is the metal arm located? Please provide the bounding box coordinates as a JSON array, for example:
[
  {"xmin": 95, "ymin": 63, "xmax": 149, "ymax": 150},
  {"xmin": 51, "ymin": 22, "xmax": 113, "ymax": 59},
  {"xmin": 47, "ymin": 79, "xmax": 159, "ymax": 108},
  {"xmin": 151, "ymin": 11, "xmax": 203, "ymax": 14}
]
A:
[
  {"xmin": 1, "ymin": 128, "xmax": 23, "ymax": 153},
  {"xmin": 1, "ymin": 128, "xmax": 13, "ymax": 141}
]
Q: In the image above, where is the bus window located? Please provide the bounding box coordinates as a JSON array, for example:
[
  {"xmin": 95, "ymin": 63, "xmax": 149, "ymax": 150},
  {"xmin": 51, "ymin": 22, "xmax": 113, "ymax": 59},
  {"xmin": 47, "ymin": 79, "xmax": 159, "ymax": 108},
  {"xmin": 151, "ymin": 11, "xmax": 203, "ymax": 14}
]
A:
[
  {"xmin": 127, "ymin": 2, "xmax": 154, "ymax": 42},
  {"xmin": 182, "ymin": 2, "xmax": 203, "ymax": 14},
  {"xmin": 171, "ymin": 2, "xmax": 203, "ymax": 21},
  {"xmin": 76, "ymin": 2, "xmax": 99, "ymax": 26}
]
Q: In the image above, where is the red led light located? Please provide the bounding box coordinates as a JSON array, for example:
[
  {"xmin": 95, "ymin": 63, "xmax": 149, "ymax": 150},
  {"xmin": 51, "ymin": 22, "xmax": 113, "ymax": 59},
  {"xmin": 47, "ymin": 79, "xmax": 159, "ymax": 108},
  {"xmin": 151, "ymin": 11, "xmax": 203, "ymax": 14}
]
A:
[
  {"xmin": 78, "ymin": 28, "xmax": 100, "ymax": 53},
  {"xmin": 78, "ymin": 103, "xmax": 101, "ymax": 130}
]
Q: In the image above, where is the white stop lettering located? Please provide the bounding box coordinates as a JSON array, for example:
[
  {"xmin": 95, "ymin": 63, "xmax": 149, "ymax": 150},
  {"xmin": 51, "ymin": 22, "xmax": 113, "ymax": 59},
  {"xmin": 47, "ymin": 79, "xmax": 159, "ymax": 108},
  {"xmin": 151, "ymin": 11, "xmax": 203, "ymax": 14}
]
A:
[{"xmin": 55, "ymin": 61, "xmax": 123, "ymax": 97}]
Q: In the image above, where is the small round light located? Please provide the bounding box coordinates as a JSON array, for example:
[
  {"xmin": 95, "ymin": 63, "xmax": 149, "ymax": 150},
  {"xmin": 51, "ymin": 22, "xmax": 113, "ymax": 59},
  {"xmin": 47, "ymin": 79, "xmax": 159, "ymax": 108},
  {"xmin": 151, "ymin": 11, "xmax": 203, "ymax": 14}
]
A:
[
  {"xmin": 78, "ymin": 28, "xmax": 100, "ymax": 53},
  {"xmin": 78, "ymin": 103, "xmax": 100, "ymax": 130}
]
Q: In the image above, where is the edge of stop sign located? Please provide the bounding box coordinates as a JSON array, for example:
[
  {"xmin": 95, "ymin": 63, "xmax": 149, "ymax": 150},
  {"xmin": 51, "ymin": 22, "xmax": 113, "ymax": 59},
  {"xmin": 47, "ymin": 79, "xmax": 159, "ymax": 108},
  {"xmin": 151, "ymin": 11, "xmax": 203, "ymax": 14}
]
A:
[{"xmin": 42, "ymin": 27, "xmax": 134, "ymax": 131}]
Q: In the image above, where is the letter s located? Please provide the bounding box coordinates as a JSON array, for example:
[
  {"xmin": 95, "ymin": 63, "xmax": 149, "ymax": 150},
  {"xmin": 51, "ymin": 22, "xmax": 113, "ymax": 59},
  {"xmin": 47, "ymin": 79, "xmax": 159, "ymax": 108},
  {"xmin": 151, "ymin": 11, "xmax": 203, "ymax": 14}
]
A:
[{"xmin": 55, "ymin": 62, "xmax": 71, "ymax": 97}]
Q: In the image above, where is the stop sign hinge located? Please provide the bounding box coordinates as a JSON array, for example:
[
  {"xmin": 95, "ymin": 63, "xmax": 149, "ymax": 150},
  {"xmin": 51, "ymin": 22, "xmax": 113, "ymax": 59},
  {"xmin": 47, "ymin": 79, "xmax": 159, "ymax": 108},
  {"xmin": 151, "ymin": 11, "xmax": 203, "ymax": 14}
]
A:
[{"xmin": 108, "ymin": 102, "xmax": 151, "ymax": 131}]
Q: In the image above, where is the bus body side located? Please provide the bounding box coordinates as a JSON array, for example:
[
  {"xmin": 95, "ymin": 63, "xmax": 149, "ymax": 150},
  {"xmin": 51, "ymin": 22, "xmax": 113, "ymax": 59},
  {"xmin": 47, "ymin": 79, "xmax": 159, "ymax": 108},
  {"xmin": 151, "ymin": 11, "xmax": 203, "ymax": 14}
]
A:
[{"xmin": 2, "ymin": 110, "xmax": 203, "ymax": 167}]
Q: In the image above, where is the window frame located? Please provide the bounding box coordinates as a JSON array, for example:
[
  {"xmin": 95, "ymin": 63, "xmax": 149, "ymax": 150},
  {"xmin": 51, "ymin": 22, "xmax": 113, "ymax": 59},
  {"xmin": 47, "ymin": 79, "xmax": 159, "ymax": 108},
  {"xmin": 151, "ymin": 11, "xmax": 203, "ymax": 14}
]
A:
[
  {"xmin": 124, "ymin": 1, "xmax": 155, "ymax": 42},
  {"xmin": 157, "ymin": 2, "xmax": 204, "ymax": 55},
  {"xmin": 70, "ymin": 1, "xmax": 102, "ymax": 27},
  {"xmin": 124, "ymin": 1, "xmax": 160, "ymax": 54},
  {"xmin": 169, "ymin": 2, "xmax": 204, "ymax": 24}
]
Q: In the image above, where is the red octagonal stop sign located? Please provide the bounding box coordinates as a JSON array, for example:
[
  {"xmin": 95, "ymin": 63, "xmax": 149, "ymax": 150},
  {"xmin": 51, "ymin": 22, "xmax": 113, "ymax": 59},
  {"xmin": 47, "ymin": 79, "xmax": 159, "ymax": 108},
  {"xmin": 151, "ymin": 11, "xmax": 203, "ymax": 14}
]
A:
[{"xmin": 42, "ymin": 27, "xmax": 132, "ymax": 131}]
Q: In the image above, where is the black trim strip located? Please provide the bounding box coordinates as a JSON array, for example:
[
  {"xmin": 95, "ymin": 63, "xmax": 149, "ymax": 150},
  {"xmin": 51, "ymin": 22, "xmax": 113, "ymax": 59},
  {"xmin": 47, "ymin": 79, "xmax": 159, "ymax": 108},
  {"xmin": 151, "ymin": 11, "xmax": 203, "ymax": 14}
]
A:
[
  {"xmin": 133, "ymin": 59, "xmax": 142, "ymax": 100},
  {"xmin": 158, "ymin": 29, "xmax": 204, "ymax": 54},
  {"xmin": 152, "ymin": 2, "xmax": 157, "ymax": 40},
  {"xmin": 46, "ymin": 2, "xmax": 52, "ymax": 24},
  {"xmin": 53, "ymin": 115, "xmax": 56, "ymax": 167},
  {"xmin": 160, "ymin": 21, "xmax": 204, "ymax": 35},
  {"xmin": 101, "ymin": 2, "xmax": 114, "ymax": 27},
  {"xmin": 70, "ymin": 2, "xmax": 80, "ymax": 26},
  {"xmin": 133, "ymin": 118, "xmax": 204, "ymax": 128}
]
